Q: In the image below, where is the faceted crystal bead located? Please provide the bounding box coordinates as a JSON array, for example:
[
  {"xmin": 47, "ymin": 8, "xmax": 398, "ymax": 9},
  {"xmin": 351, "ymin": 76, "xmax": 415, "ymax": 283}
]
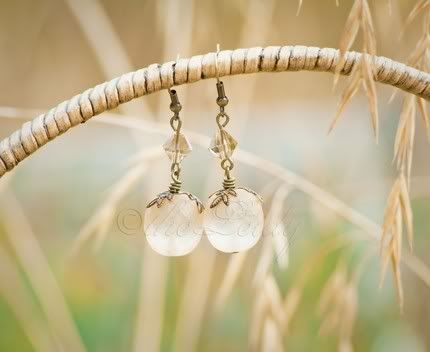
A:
[
  {"xmin": 204, "ymin": 188, "xmax": 264, "ymax": 253},
  {"xmin": 163, "ymin": 133, "xmax": 192, "ymax": 162},
  {"xmin": 145, "ymin": 193, "xmax": 203, "ymax": 256},
  {"xmin": 209, "ymin": 130, "xmax": 237, "ymax": 159}
]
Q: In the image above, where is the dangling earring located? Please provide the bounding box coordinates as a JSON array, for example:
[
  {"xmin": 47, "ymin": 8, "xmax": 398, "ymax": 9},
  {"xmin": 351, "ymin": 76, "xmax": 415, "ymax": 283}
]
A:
[
  {"xmin": 144, "ymin": 89, "xmax": 204, "ymax": 256},
  {"xmin": 203, "ymin": 50, "xmax": 264, "ymax": 253}
]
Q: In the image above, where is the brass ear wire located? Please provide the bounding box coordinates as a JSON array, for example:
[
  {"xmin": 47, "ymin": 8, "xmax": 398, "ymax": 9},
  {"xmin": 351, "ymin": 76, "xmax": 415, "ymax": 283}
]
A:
[
  {"xmin": 213, "ymin": 44, "xmax": 236, "ymax": 190},
  {"xmin": 167, "ymin": 88, "xmax": 183, "ymax": 193},
  {"xmin": 166, "ymin": 54, "xmax": 185, "ymax": 193},
  {"xmin": 215, "ymin": 43, "xmax": 220, "ymax": 84},
  {"xmin": 143, "ymin": 56, "xmax": 204, "ymax": 257},
  {"xmin": 204, "ymin": 45, "xmax": 264, "ymax": 253}
]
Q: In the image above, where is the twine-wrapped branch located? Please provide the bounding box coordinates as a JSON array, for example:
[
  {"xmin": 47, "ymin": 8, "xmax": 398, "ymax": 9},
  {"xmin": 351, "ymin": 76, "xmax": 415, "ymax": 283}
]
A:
[{"xmin": 1, "ymin": 45, "xmax": 430, "ymax": 178}]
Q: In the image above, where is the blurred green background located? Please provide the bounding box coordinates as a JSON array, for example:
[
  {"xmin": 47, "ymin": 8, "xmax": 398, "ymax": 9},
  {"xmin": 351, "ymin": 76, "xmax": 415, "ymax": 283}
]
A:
[{"xmin": 0, "ymin": 0, "xmax": 429, "ymax": 351}]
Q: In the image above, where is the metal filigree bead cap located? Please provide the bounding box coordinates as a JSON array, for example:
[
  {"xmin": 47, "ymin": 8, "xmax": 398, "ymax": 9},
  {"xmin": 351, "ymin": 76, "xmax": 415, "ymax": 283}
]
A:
[
  {"xmin": 203, "ymin": 188, "xmax": 264, "ymax": 253},
  {"xmin": 144, "ymin": 192, "xmax": 204, "ymax": 256}
]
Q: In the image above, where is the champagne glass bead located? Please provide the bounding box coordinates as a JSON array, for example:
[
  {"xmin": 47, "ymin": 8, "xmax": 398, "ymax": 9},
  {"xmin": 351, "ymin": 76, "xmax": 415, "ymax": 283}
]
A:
[
  {"xmin": 209, "ymin": 130, "xmax": 237, "ymax": 159},
  {"xmin": 204, "ymin": 188, "xmax": 264, "ymax": 253},
  {"xmin": 163, "ymin": 133, "xmax": 192, "ymax": 162},
  {"xmin": 145, "ymin": 193, "xmax": 203, "ymax": 256}
]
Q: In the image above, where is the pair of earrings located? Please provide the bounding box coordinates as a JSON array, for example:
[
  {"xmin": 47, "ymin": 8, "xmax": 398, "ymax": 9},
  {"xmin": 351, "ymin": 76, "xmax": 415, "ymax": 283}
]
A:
[{"xmin": 144, "ymin": 78, "xmax": 264, "ymax": 256}]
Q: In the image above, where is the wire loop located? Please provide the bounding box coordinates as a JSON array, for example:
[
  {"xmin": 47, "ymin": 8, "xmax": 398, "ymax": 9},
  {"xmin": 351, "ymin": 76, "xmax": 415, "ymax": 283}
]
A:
[
  {"xmin": 216, "ymin": 113, "xmax": 230, "ymax": 128},
  {"xmin": 170, "ymin": 116, "xmax": 182, "ymax": 131}
]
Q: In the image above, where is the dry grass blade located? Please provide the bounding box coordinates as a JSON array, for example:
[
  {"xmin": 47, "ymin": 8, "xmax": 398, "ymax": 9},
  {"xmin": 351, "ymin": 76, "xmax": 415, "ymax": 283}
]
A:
[
  {"xmin": 214, "ymin": 251, "xmax": 247, "ymax": 312},
  {"xmin": 296, "ymin": 0, "xmax": 303, "ymax": 16},
  {"xmin": 319, "ymin": 263, "xmax": 346, "ymax": 335},
  {"xmin": 261, "ymin": 317, "xmax": 284, "ymax": 352},
  {"xmin": 407, "ymin": 36, "xmax": 429, "ymax": 68},
  {"xmin": 361, "ymin": 54, "xmax": 379, "ymax": 140},
  {"xmin": 380, "ymin": 211, "xmax": 399, "ymax": 291},
  {"xmin": 335, "ymin": 0, "xmax": 361, "ymax": 77},
  {"xmin": 379, "ymin": 173, "xmax": 413, "ymax": 311},
  {"xmin": 249, "ymin": 285, "xmax": 269, "ymax": 350},
  {"xmin": 361, "ymin": 0, "xmax": 376, "ymax": 55},
  {"xmin": 394, "ymin": 95, "xmax": 415, "ymax": 182},
  {"xmin": 402, "ymin": 0, "xmax": 430, "ymax": 34},
  {"xmin": 249, "ymin": 275, "xmax": 285, "ymax": 351},
  {"xmin": 329, "ymin": 66, "xmax": 361, "ymax": 133},
  {"xmin": 334, "ymin": 0, "xmax": 379, "ymax": 141},
  {"xmin": 392, "ymin": 264, "xmax": 404, "ymax": 312},
  {"xmin": 416, "ymin": 97, "xmax": 430, "ymax": 140},
  {"xmin": 64, "ymin": 0, "xmax": 146, "ymax": 117},
  {"xmin": 173, "ymin": 245, "xmax": 217, "ymax": 352},
  {"xmin": 319, "ymin": 260, "xmax": 357, "ymax": 349},
  {"xmin": 398, "ymin": 175, "xmax": 413, "ymax": 251},
  {"xmin": 252, "ymin": 181, "xmax": 281, "ymax": 287},
  {"xmin": 339, "ymin": 284, "xmax": 357, "ymax": 352},
  {"xmin": 265, "ymin": 185, "xmax": 292, "ymax": 269},
  {"xmin": 282, "ymin": 286, "xmax": 302, "ymax": 334},
  {"xmin": 264, "ymin": 275, "xmax": 286, "ymax": 329},
  {"xmin": 381, "ymin": 180, "xmax": 400, "ymax": 249},
  {"xmin": 253, "ymin": 235, "xmax": 274, "ymax": 288},
  {"xmin": 0, "ymin": 245, "xmax": 55, "ymax": 352},
  {"xmin": 0, "ymin": 191, "xmax": 86, "ymax": 352},
  {"xmin": 70, "ymin": 147, "xmax": 162, "ymax": 257},
  {"xmin": 133, "ymin": 245, "xmax": 168, "ymax": 352},
  {"xmin": 389, "ymin": 206, "xmax": 404, "ymax": 311},
  {"xmin": 282, "ymin": 238, "xmax": 350, "ymax": 336}
]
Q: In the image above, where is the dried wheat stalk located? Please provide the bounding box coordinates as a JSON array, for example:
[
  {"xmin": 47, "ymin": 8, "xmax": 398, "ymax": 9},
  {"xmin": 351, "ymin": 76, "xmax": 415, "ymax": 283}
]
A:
[
  {"xmin": 319, "ymin": 260, "xmax": 358, "ymax": 352},
  {"xmin": 380, "ymin": 173, "xmax": 413, "ymax": 311},
  {"xmin": 331, "ymin": 0, "xmax": 379, "ymax": 141},
  {"xmin": 69, "ymin": 147, "xmax": 162, "ymax": 257},
  {"xmin": 403, "ymin": 0, "xmax": 430, "ymax": 33},
  {"xmin": 249, "ymin": 238, "xmax": 351, "ymax": 350},
  {"xmin": 394, "ymin": 95, "xmax": 416, "ymax": 183},
  {"xmin": 397, "ymin": 1, "xmax": 430, "ymax": 143},
  {"xmin": 378, "ymin": 0, "xmax": 430, "ymax": 311},
  {"xmin": 0, "ymin": 191, "xmax": 86, "ymax": 352},
  {"xmin": 0, "ymin": 244, "xmax": 55, "ymax": 352},
  {"xmin": 249, "ymin": 274, "xmax": 285, "ymax": 351}
]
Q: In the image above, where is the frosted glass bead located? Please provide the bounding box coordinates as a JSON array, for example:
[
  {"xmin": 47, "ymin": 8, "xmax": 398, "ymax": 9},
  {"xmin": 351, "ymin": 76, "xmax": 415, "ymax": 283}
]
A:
[
  {"xmin": 145, "ymin": 193, "xmax": 203, "ymax": 256},
  {"xmin": 204, "ymin": 188, "xmax": 264, "ymax": 253}
]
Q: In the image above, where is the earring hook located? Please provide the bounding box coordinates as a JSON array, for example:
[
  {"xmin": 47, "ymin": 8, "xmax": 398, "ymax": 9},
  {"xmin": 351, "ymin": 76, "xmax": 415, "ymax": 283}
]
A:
[
  {"xmin": 215, "ymin": 44, "xmax": 221, "ymax": 83},
  {"xmin": 168, "ymin": 54, "xmax": 182, "ymax": 114},
  {"xmin": 168, "ymin": 53, "xmax": 181, "ymax": 95}
]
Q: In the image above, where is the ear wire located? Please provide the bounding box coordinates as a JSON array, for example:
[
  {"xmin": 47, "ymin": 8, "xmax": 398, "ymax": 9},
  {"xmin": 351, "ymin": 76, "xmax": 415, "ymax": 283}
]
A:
[{"xmin": 215, "ymin": 44, "xmax": 221, "ymax": 84}]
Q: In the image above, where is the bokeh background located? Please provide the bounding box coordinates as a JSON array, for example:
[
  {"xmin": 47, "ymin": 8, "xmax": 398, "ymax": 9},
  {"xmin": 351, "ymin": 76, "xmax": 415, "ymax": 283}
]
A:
[{"xmin": 0, "ymin": 0, "xmax": 429, "ymax": 351}]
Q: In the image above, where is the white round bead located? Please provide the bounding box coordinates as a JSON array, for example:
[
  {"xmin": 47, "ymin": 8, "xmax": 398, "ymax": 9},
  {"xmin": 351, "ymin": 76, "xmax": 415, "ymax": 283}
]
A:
[
  {"xmin": 204, "ymin": 188, "xmax": 264, "ymax": 253},
  {"xmin": 144, "ymin": 193, "xmax": 203, "ymax": 256}
]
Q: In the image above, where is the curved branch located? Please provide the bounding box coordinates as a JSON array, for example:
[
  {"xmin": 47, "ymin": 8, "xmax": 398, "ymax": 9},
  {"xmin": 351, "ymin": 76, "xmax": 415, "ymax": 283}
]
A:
[{"xmin": 1, "ymin": 45, "xmax": 430, "ymax": 178}]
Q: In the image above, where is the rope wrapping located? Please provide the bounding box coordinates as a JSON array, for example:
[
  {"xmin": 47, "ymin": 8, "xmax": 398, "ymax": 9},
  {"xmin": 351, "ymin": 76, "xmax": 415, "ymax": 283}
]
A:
[{"xmin": 1, "ymin": 45, "xmax": 430, "ymax": 178}]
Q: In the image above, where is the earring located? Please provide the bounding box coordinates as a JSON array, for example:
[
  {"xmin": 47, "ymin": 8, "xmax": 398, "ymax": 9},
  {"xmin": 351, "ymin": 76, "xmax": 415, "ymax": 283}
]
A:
[
  {"xmin": 144, "ymin": 89, "xmax": 204, "ymax": 256},
  {"xmin": 203, "ymin": 55, "xmax": 264, "ymax": 253}
]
